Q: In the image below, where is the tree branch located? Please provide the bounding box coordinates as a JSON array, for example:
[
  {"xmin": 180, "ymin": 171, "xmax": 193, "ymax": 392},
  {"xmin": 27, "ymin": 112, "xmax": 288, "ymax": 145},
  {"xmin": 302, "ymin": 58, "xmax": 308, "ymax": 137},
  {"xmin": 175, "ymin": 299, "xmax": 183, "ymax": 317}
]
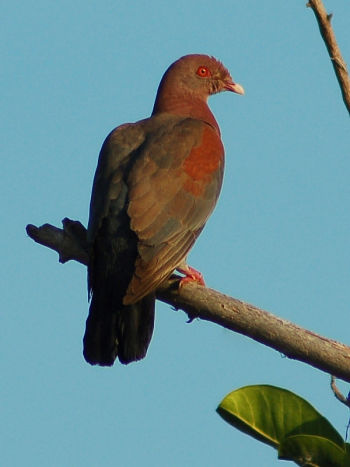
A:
[
  {"xmin": 26, "ymin": 218, "xmax": 89, "ymax": 265},
  {"xmin": 307, "ymin": 0, "xmax": 350, "ymax": 115},
  {"xmin": 26, "ymin": 218, "xmax": 350, "ymax": 382}
]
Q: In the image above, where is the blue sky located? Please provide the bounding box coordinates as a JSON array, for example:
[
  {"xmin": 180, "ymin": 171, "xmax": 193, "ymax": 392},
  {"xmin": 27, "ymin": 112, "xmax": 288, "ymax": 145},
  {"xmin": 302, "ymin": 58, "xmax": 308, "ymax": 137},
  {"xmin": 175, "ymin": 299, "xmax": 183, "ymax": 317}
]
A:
[{"xmin": 2, "ymin": 1, "xmax": 350, "ymax": 466}]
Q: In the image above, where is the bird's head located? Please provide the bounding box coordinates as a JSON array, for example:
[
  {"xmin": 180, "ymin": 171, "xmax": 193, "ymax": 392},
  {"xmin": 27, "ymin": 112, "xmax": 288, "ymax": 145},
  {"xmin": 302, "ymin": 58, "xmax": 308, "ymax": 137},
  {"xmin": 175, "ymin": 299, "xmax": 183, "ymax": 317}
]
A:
[{"xmin": 154, "ymin": 54, "xmax": 244, "ymax": 106}]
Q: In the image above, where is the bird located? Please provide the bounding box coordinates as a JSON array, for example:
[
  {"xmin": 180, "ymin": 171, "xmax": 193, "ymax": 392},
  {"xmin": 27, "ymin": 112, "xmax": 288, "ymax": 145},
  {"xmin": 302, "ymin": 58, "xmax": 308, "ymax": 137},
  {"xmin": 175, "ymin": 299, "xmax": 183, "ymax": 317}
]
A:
[{"xmin": 83, "ymin": 54, "xmax": 244, "ymax": 366}]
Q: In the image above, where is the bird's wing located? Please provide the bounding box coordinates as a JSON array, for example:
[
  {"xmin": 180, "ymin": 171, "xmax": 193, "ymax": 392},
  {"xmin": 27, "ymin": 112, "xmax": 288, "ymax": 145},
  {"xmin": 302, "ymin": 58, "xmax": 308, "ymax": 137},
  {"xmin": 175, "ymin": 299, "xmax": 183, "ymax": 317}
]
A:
[
  {"xmin": 86, "ymin": 121, "xmax": 158, "ymax": 365},
  {"xmin": 87, "ymin": 121, "xmax": 147, "ymax": 297},
  {"xmin": 124, "ymin": 117, "xmax": 224, "ymax": 304},
  {"xmin": 87, "ymin": 121, "xmax": 146, "ymax": 244}
]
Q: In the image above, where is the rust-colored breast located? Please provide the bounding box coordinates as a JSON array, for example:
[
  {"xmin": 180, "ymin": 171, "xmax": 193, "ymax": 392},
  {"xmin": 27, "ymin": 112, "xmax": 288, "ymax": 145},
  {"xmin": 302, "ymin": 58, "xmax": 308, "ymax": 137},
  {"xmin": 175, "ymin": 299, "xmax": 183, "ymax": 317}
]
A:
[{"xmin": 182, "ymin": 125, "xmax": 224, "ymax": 197}]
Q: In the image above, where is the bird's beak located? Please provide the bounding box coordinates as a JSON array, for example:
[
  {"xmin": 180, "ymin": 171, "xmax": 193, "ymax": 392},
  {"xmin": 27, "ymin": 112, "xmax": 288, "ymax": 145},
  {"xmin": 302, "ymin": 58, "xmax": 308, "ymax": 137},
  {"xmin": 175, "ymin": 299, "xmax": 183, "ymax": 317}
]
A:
[{"xmin": 224, "ymin": 81, "xmax": 245, "ymax": 95}]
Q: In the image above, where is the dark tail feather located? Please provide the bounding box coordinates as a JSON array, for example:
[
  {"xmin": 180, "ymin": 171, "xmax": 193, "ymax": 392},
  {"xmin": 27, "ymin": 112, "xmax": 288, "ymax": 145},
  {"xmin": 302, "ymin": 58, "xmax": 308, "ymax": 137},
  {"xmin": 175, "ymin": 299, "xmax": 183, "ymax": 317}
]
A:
[
  {"xmin": 118, "ymin": 294, "xmax": 155, "ymax": 364},
  {"xmin": 83, "ymin": 293, "xmax": 155, "ymax": 366}
]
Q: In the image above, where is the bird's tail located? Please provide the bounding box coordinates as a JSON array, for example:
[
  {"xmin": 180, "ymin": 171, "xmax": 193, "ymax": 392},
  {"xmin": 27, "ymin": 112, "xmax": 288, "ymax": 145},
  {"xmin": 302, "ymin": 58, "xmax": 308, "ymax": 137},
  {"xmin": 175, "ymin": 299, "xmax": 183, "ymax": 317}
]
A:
[{"xmin": 83, "ymin": 292, "xmax": 155, "ymax": 366}]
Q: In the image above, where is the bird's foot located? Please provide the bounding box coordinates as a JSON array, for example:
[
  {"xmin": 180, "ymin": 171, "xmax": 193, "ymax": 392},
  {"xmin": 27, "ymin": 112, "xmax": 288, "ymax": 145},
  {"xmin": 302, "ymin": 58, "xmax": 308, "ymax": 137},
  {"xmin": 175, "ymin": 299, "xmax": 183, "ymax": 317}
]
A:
[{"xmin": 177, "ymin": 265, "xmax": 205, "ymax": 287}]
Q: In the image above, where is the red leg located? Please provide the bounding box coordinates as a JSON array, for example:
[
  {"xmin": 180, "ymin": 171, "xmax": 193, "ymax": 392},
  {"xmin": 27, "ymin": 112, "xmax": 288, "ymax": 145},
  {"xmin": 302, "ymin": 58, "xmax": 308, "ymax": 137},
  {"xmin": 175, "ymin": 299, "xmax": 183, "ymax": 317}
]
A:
[{"xmin": 176, "ymin": 264, "xmax": 205, "ymax": 287}]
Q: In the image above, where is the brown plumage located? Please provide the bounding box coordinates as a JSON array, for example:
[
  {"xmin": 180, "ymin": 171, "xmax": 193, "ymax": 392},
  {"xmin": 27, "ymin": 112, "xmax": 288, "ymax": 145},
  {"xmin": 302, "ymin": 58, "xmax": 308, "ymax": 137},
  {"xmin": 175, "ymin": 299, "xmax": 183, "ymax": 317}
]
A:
[{"xmin": 83, "ymin": 54, "xmax": 244, "ymax": 366}]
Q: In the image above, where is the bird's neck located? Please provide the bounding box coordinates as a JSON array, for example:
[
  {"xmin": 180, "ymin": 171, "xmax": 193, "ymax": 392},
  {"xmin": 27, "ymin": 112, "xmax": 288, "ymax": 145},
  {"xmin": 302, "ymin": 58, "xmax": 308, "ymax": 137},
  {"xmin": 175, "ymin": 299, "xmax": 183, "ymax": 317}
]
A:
[{"xmin": 152, "ymin": 92, "xmax": 220, "ymax": 135}]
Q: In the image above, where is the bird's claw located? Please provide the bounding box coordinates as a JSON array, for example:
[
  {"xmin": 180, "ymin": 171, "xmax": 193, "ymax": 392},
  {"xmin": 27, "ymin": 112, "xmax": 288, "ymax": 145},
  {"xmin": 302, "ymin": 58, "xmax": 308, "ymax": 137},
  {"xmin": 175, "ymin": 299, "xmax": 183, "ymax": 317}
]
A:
[{"xmin": 177, "ymin": 265, "xmax": 206, "ymax": 287}]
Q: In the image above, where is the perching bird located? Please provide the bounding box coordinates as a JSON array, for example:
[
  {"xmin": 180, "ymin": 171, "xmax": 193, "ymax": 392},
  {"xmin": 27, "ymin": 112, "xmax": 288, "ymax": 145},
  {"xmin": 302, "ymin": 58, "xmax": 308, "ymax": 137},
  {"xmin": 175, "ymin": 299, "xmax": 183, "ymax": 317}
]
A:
[{"xmin": 84, "ymin": 54, "xmax": 244, "ymax": 366}]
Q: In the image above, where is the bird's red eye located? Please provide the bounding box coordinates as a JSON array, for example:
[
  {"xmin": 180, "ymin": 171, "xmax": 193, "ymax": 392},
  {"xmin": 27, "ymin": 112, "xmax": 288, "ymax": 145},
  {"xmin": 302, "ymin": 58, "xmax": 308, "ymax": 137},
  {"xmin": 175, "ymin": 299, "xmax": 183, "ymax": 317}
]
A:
[{"xmin": 196, "ymin": 66, "xmax": 211, "ymax": 78}]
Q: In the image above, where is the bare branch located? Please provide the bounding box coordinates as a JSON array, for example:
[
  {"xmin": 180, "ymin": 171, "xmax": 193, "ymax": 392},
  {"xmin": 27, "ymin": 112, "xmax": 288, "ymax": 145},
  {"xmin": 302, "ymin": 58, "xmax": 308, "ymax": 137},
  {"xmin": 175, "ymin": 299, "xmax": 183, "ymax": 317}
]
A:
[
  {"xmin": 307, "ymin": 0, "xmax": 350, "ymax": 115},
  {"xmin": 26, "ymin": 218, "xmax": 89, "ymax": 265},
  {"xmin": 26, "ymin": 219, "xmax": 350, "ymax": 383},
  {"xmin": 157, "ymin": 281, "xmax": 350, "ymax": 383}
]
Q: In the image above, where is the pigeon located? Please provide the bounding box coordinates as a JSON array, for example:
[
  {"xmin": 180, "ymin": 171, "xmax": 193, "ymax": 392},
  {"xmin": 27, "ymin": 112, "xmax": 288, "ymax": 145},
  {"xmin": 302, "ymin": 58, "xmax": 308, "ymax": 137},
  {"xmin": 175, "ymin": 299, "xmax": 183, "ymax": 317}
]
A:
[{"xmin": 84, "ymin": 54, "xmax": 244, "ymax": 366}]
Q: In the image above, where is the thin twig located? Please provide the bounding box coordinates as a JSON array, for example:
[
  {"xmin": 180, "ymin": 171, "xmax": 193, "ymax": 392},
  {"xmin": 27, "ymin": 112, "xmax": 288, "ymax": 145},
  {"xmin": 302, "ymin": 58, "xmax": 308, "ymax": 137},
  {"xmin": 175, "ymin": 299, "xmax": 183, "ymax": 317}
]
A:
[
  {"xmin": 26, "ymin": 219, "xmax": 350, "ymax": 383},
  {"xmin": 330, "ymin": 376, "xmax": 350, "ymax": 408},
  {"xmin": 307, "ymin": 0, "xmax": 350, "ymax": 115}
]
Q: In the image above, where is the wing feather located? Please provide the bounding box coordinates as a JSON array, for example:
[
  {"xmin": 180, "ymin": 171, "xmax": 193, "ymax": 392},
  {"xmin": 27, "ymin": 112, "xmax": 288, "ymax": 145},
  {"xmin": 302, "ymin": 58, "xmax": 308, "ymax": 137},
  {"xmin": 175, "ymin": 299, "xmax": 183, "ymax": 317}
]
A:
[{"xmin": 124, "ymin": 119, "xmax": 224, "ymax": 304}]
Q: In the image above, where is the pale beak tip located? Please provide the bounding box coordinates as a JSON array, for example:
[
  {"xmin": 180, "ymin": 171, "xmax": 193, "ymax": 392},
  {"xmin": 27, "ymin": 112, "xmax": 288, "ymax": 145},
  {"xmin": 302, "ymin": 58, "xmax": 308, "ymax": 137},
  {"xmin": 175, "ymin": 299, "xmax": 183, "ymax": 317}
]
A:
[{"xmin": 225, "ymin": 82, "xmax": 245, "ymax": 95}]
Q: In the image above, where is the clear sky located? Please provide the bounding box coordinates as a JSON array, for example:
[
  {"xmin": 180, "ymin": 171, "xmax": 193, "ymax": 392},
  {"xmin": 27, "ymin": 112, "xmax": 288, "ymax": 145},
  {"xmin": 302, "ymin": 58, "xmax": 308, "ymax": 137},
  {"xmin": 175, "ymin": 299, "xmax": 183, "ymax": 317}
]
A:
[{"xmin": 2, "ymin": 1, "xmax": 350, "ymax": 466}]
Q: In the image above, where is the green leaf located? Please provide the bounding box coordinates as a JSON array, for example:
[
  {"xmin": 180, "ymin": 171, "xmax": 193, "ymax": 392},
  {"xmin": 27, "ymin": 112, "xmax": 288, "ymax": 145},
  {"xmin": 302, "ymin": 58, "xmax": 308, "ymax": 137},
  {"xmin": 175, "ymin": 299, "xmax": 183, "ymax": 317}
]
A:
[
  {"xmin": 217, "ymin": 385, "xmax": 344, "ymax": 450},
  {"xmin": 279, "ymin": 434, "xmax": 347, "ymax": 467},
  {"xmin": 344, "ymin": 444, "xmax": 350, "ymax": 465}
]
